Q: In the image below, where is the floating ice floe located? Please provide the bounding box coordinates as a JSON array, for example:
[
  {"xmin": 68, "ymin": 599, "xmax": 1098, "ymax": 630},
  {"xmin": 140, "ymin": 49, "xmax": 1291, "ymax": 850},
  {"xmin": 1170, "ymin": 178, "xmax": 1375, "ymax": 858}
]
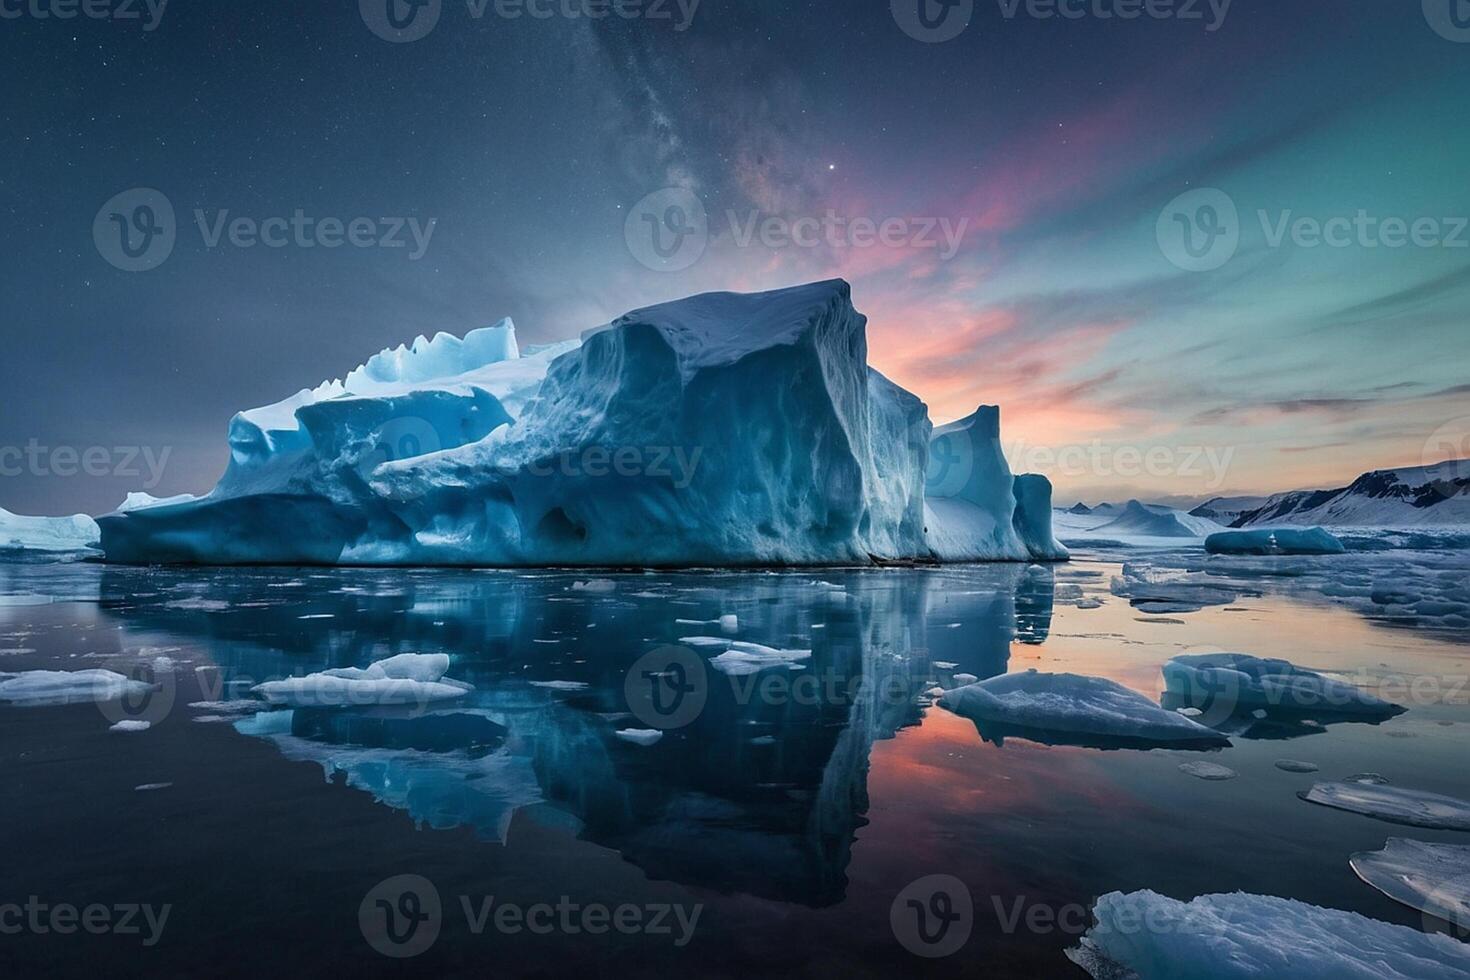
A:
[
  {"xmin": 0, "ymin": 669, "xmax": 155, "ymax": 707},
  {"xmin": 1350, "ymin": 838, "xmax": 1470, "ymax": 930},
  {"xmin": 1178, "ymin": 761, "xmax": 1236, "ymax": 780},
  {"xmin": 614, "ymin": 728, "xmax": 663, "ymax": 746},
  {"xmin": 571, "ymin": 579, "xmax": 617, "ymax": 593},
  {"xmin": 252, "ymin": 653, "xmax": 472, "ymax": 708},
  {"xmin": 528, "ymin": 680, "xmax": 590, "ymax": 692},
  {"xmin": 1066, "ymin": 889, "xmax": 1470, "ymax": 979},
  {"xmin": 1162, "ymin": 653, "xmax": 1404, "ymax": 719},
  {"xmin": 708, "ymin": 641, "xmax": 812, "ymax": 676},
  {"xmin": 1300, "ymin": 781, "xmax": 1470, "ymax": 830},
  {"xmin": 1206, "ymin": 527, "xmax": 1345, "ymax": 556},
  {"xmin": 1275, "ymin": 759, "xmax": 1319, "ymax": 773},
  {"xmin": 109, "ymin": 719, "xmax": 151, "ymax": 733},
  {"xmin": 937, "ymin": 670, "xmax": 1230, "ymax": 749}
]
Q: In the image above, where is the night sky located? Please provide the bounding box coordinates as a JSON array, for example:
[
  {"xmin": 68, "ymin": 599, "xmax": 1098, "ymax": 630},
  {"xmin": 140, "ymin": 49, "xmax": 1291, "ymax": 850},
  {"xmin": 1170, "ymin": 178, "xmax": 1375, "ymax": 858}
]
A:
[{"xmin": 3, "ymin": 0, "xmax": 1468, "ymax": 514}]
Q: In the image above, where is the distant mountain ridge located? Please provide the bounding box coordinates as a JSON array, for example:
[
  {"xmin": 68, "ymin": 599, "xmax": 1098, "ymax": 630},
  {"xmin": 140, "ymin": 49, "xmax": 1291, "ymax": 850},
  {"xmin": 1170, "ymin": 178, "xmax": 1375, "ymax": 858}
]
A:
[{"xmin": 1229, "ymin": 459, "xmax": 1470, "ymax": 528}]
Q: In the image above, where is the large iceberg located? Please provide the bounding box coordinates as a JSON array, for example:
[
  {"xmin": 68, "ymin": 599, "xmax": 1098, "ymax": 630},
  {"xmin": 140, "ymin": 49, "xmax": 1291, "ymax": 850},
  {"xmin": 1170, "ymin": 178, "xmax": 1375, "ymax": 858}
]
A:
[
  {"xmin": 98, "ymin": 280, "xmax": 1063, "ymax": 567},
  {"xmin": 1066, "ymin": 889, "xmax": 1470, "ymax": 979}
]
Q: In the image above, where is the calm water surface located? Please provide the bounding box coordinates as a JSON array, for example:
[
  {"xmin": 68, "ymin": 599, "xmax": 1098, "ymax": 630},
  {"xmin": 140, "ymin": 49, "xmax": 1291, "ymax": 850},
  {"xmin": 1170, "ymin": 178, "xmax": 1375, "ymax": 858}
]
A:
[{"xmin": 1, "ymin": 548, "xmax": 1467, "ymax": 978}]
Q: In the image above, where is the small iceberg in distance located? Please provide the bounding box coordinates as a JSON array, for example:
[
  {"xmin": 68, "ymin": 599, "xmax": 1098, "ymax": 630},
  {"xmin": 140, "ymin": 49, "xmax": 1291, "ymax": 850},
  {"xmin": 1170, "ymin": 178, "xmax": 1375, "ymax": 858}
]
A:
[
  {"xmin": 1066, "ymin": 889, "xmax": 1470, "ymax": 979},
  {"xmin": 1300, "ymin": 781, "xmax": 1470, "ymax": 831},
  {"xmin": 937, "ymin": 669, "xmax": 1230, "ymax": 749},
  {"xmin": 1350, "ymin": 839, "xmax": 1470, "ymax": 931},
  {"xmin": 1161, "ymin": 653, "xmax": 1404, "ymax": 721},
  {"xmin": 0, "ymin": 669, "xmax": 154, "ymax": 707},
  {"xmin": 1206, "ymin": 527, "xmax": 1346, "ymax": 556},
  {"xmin": 252, "ymin": 653, "xmax": 473, "ymax": 708}
]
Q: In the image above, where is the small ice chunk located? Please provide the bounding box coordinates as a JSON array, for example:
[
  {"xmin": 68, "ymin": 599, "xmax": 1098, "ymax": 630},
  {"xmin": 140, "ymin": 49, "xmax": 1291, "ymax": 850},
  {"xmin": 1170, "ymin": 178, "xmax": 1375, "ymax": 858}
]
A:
[
  {"xmin": 952, "ymin": 673, "xmax": 979, "ymax": 686},
  {"xmin": 1275, "ymin": 760, "xmax": 1319, "ymax": 773},
  {"xmin": 134, "ymin": 782, "xmax": 172, "ymax": 791},
  {"xmin": 1345, "ymin": 773, "xmax": 1390, "ymax": 785},
  {"xmin": 708, "ymin": 641, "xmax": 812, "ymax": 676},
  {"xmin": 529, "ymin": 680, "xmax": 590, "ymax": 691},
  {"xmin": 1301, "ymin": 781, "xmax": 1470, "ymax": 830},
  {"xmin": 1067, "ymin": 889, "xmax": 1470, "ymax": 979},
  {"xmin": 252, "ymin": 653, "xmax": 471, "ymax": 707},
  {"xmin": 571, "ymin": 579, "xmax": 616, "ymax": 593},
  {"xmin": 614, "ymin": 729, "xmax": 663, "ymax": 746},
  {"xmin": 718, "ymin": 614, "xmax": 739, "ymax": 634},
  {"xmin": 678, "ymin": 636, "xmax": 731, "ymax": 649},
  {"xmin": 109, "ymin": 719, "xmax": 151, "ymax": 733},
  {"xmin": 1178, "ymin": 761, "xmax": 1236, "ymax": 780},
  {"xmin": 1350, "ymin": 838, "xmax": 1470, "ymax": 930},
  {"xmin": 0, "ymin": 669, "xmax": 154, "ymax": 707}
]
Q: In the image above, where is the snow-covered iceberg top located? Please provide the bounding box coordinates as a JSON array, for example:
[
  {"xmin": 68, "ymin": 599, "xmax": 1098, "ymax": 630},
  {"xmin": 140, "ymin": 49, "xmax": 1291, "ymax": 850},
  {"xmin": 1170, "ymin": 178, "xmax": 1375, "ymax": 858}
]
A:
[
  {"xmin": 937, "ymin": 669, "xmax": 1229, "ymax": 748},
  {"xmin": 98, "ymin": 280, "xmax": 1067, "ymax": 567},
  {"xmin": 1066, "ymin": 889, "xmax": 1470, "ymax": 979},
  {"xmin": 1162, "ymin": 653, "xmax": 1403, "ymax": 719},
  {"xmin": 0, "ymin": 506, "xmax": 99, "ymax": 554}
]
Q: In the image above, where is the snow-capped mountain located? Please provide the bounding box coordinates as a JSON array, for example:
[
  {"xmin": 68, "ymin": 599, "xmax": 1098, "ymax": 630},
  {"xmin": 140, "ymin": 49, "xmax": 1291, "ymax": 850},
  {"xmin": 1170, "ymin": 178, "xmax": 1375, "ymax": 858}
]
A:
[
  {"xmin": 1189, "ymin": 495, "xmax": 1270, "ymax": 524},
  {"xmin": 1233, "ymin": 460, "xmax": 1470, "ymax": 528}
]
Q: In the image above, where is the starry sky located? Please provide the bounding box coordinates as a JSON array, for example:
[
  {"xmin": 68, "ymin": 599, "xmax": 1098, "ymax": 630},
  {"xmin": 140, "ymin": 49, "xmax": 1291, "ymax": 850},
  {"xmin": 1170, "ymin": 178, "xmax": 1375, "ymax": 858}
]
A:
[{"xmin": 2, "ymin": 0, "xmax": 1469, "ymax": 515}]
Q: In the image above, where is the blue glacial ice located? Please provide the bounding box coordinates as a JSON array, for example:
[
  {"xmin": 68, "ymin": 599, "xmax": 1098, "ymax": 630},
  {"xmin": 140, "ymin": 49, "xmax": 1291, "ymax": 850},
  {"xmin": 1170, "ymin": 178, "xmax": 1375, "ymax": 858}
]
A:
[
  {"xmin": 1350, "ymin": 838, "xmax": 1470, "ymax": 930},
  {"xmin": 1206, "ymin": 526, "xmax": 1346, "ymax": 556},
  {"xmin": 1066, "ymin": 889, "xmax": 1470, "ymax": 979},
  {"xmin": 1162, "ymin": 653, "xmax": 1404, "ymax": 719},
  {"xmin": 937, "ymin": 669, "xmax": 1230, "ymax": 748},
  {"xmin": 97, "ymin": 280, "xmax": 1064, "ymax": 567},
  {"xmin": 0, "ymin": 506, "xmax": 99, "ymax": 555}
]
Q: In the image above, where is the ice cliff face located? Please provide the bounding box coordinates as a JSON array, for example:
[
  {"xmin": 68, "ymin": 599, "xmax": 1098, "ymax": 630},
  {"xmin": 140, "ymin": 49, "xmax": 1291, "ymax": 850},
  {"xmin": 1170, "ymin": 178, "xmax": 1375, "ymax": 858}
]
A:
[
  {"xmin": 922, "ymin": 405, "xmax": 1066, "ymax": 561},
  {"xmin": 98, "ymin": 280, "xmax": 1063, "ymax": 566}
]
